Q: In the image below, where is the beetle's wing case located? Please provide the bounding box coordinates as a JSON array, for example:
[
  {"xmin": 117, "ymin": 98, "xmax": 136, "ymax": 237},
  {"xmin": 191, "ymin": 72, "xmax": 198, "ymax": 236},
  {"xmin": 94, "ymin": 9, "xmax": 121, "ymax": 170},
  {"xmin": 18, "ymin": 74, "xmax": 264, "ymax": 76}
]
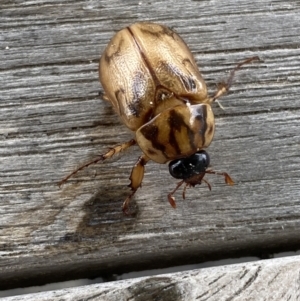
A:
[
  {"xmin": 99, "ymin": 26, "xmax": 156, "ymax": 131},
  {"xmin": 130, "ymin": 23, "xmax": 208, "ymax": 104},
  {"xmin": 136, "ymin": 103, "xmax": 215, "ymax": 164},
  {"xmin": 99, "ymin": 22, "xmax": 209, "ymax": 132}
]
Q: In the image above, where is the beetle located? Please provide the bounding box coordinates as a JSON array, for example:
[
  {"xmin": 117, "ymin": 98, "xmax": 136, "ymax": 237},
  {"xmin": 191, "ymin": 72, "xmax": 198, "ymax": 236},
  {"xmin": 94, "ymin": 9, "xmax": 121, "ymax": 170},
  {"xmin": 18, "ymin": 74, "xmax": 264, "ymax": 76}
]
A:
[{"xmin": 59, "ymin": 22, "xmax": 259, "ymax": 213}]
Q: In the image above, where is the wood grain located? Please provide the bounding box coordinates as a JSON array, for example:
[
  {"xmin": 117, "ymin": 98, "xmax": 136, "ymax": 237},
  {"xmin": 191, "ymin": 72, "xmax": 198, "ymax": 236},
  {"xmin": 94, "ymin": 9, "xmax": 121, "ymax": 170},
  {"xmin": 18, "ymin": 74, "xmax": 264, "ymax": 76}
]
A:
[
  {"xmin": 0, "ymin": 0, "xmax": 300, "ymax": 290},
  {"xmin": 3, "ymin": 256, "xmax": 300, "ymax": 300}
]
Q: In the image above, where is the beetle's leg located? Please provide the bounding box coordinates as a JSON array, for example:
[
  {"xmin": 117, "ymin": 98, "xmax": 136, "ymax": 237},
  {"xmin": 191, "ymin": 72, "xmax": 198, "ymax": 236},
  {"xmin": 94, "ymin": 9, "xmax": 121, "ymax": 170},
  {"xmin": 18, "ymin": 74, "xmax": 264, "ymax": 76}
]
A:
[
  {"xmin": 167, "ymin": 180, "xmax": 185, "ymax": 209},
  {"xmin": 169, "ymin": 172, "xmax": 206, "ymax": 206},
  {"xmin": 181, "ymin": 174, "xmax": 211, "ymax": 199},
  {"xmin": 205, "ymin": 170, "xmax": 235, "ymax": 186},
  {"xmin": 209, "ymin": 56, "xmax": 260, "ymax": 104},
  {"xmin": 58, "ymin": 139, "xmax": 136, "ymax": 187},
  {"xmin": 122, "ymin": 154, "xmax": 150, "ymax": 214},
  {"xmin": 182, "ymin": 183, "xmax": 189, "ymax": 200},
  {"xmin": 181, "ymin": 177, "xmax": 211, "ymax": 200},
  {"xmin": 168, "ymin": 171, "xmax": 233, "ymax": 209},
  {"xmin": 201, "ymin": 178, "xmax": 212, "ymax": 191}
]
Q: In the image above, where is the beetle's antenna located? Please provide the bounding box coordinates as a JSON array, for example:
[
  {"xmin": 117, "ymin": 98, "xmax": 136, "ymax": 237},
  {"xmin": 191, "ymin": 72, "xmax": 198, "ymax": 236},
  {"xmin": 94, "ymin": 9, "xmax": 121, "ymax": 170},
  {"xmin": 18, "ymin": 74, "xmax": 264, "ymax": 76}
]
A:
[
  {"xmin": 58, "ymin": 139, "xmax": 136, "ymax": 187},
  {"xmin": 210, "ymin": 56, "xmax": 261, "ymax": 103}
]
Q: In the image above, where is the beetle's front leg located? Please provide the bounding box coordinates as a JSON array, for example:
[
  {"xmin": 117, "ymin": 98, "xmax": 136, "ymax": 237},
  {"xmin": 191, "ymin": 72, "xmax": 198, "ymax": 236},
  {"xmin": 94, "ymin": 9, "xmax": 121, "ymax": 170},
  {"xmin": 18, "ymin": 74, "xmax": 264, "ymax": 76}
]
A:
[
  {"xmin": 122, "ymin": 154, "xmax": 150, "ymax": 214},
  {"xmin": 59, "ymin": 139, "xmax": 136, "ymax": 187}
]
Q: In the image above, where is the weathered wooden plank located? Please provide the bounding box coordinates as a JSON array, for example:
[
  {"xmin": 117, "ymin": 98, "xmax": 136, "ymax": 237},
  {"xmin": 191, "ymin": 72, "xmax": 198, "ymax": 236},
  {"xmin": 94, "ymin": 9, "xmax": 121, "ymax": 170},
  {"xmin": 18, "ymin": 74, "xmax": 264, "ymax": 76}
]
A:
[
  {"xmin": 2, "ymin": 256, "xmax": 300, "ymax": 300},
  {"xmin": 0, "ymin": 0, "xmax": 300, "ymax": 290}
]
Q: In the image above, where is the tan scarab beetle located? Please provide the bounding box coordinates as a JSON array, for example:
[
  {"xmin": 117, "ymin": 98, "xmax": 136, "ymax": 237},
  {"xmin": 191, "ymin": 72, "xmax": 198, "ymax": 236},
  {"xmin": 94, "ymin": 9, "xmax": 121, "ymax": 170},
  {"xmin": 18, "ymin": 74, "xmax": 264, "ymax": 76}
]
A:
[{"xmin": 59, "ymin": 22, "xmax": 259, "ymax": 213}]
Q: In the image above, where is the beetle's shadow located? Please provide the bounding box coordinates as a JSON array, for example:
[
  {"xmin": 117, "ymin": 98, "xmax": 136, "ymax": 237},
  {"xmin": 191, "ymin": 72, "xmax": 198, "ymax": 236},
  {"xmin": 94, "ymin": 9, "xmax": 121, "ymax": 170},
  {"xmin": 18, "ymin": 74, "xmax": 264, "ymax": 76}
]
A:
[{"xmin": 73, "ymin": 184, "xmax": 138, "ymax": 240}]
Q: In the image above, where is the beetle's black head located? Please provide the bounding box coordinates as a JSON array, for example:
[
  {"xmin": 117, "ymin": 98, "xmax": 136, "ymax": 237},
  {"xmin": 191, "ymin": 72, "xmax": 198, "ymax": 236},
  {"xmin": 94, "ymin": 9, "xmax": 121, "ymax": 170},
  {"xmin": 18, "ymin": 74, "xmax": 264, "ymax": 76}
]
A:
[{"xmin": 169, "ymin": 150, "xmax": 210, "ymax": 180}]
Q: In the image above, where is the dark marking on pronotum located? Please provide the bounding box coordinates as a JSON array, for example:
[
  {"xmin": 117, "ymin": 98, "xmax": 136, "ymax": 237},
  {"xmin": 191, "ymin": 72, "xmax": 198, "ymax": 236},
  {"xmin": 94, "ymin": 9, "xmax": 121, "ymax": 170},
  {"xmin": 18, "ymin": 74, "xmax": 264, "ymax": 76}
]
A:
[
  {"xmin": 140, "ymin": 123, "xmax": 166, "ymax": 153},
  {"xmin": 168, "ymin": 109, "xmax": 195, "ymax": 153},
  {"xmin": 168, "ymin": 110, "xmax": 185, "ymax": 131},
  {"xmin": 168, "ymin": 112, "xmax": 183, "ymax": 155},
  {"xmin": 146, "ymin": 148, "xmax": 157, "ymax": 156}
]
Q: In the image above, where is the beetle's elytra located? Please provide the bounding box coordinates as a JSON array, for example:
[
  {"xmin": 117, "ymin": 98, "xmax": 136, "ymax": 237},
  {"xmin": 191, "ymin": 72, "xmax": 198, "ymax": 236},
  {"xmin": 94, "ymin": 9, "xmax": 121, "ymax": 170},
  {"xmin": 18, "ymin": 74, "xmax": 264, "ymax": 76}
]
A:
[{"xmin": 59, "ymin": 22, "xmax": 259, "ymax": 213}]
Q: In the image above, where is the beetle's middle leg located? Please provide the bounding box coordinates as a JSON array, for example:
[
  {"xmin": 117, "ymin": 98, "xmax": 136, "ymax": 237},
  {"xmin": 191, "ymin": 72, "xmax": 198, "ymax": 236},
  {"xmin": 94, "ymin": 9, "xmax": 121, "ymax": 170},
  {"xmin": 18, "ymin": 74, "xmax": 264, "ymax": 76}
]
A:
[
  {"xmin": 122, "ymin": 154, "xmax": 150, "ymax": 214},
  {"xmin": 58, "ymin": 139, "xmax": 136, "ymax": 187},
  {"xmin": 209, "ymin": 56, "xmax": 260, "ymax": 105}
]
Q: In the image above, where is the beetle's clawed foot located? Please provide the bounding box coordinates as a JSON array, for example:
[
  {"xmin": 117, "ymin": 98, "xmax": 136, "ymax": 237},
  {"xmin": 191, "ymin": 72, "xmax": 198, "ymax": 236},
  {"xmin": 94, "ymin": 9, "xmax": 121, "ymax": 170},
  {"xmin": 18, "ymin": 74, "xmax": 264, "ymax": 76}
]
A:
[
  {"xmin": 224, "ymin": 172, "xmax": 234, "ymax": 186},
  {"xmin": 122, "ymin": 190, "xmax": 138, "ymax": 216},
  {"xmin": 168, "ymin": 194, "xmax": 177, "ymax": 209},
  {"xmin": 205, "ymin": 170, "xmax": 234, "ymax": 186}
]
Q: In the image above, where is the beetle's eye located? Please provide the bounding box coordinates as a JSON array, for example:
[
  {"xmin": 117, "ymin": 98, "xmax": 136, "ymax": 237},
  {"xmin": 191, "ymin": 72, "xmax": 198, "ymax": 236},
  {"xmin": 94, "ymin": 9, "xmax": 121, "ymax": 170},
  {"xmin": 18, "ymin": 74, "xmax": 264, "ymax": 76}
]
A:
[{"xmin": 168, "ymin": 150, "xmax": 210, "ymax": 179}]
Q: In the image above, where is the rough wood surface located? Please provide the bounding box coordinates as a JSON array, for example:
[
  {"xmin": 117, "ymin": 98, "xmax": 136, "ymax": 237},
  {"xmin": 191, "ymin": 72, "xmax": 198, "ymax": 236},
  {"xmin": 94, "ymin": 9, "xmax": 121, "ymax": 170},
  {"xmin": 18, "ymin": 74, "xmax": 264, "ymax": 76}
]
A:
[
  {"xmin": 2, "ymin": 256, "xmax": 300, "ymax": 301},
  {"xmin": 1, "ymin": 0, "xmax": 300, "ymax": 291}
]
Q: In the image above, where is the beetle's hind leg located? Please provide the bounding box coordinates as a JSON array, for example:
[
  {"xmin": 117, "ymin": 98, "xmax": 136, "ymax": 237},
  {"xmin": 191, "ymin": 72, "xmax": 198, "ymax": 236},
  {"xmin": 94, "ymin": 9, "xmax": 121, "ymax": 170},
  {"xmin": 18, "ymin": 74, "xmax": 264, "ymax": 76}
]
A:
[
  {"xmin": 122, "ymin": 154, "xmax": 150, "ymax": 214},
  {"xmin": 58, "ymin": 139, "xmax": 136, "ymax": 187},
  {"xmin": 209, "ymin": 56, "xmax": 261, "ymax": 105}
]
